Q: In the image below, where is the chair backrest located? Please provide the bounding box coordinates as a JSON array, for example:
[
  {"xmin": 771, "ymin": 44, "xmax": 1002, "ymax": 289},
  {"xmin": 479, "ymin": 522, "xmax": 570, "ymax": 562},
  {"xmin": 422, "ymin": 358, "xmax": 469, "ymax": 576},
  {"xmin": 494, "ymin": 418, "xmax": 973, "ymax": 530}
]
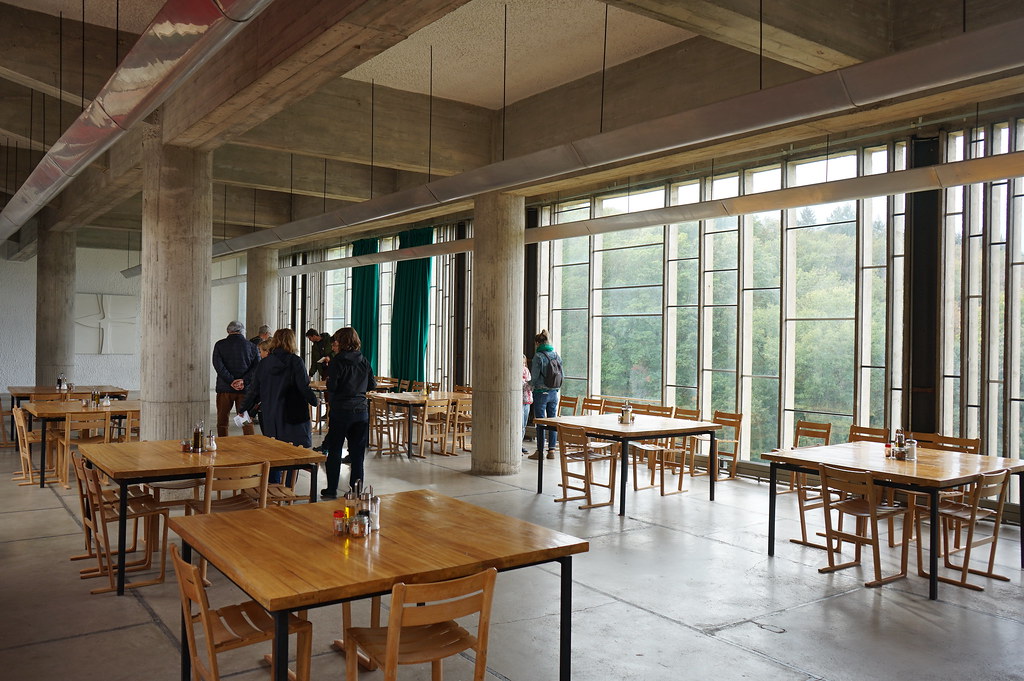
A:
[
  {"xmin": 385, "ymin": 568, "xmax": 497, "ymax": 675},
  {"xmin": 64, "ymin": 411, "xmax": 112, "ymax": 443},
  {"xmin": 453, "ymin": 385, "xmax": 473, "ymax": 393},
  {"xmin": 556, "ymin": 424, "xmax": 589, "ymax": 453},
  {"xmin": 848, "ymin": 424, "xmax": 888, "ymax": 444},
  {"xmin": 638, "ymin": 404, "xmax": 673, "ymax": 418},
  {"xmin": 199, "ymin": 461, "xmax": 270, "ymax": 512},
  {"xmin": 673, "ymin": 406, "xmax": 700, "ymax": 421},
  {"xmin": 910, "ymin": 432, "xmax": 980, "ymax": 455},
  {"xmin": 453, "ymin": 397, "xmax": 472, "ymax": 419},
  {"xmin": 427, "ymin": 382, "xmax": 440, "ymax": 392},
  {"xmin": 602, "ymin": 399, "xmax": 625, "ymax": 415},
  {"xmin": 794, "ymin": 420, "xmax": 831, "ymax": 448},
  {"xmin": 12, "ymin": 407, "xmax": 33, "ymax": 463},
  {"xmin": 581, "ymin": 397, "xmax": 603, "ymax": 415},
  {"xmin": 170, "ymin": 544, "xmax": 221, "ymax": 681},
  {"xmin": 712, "ymin": 411, "xmax": 742, "ymax": 452},
  {"xmin": 558, "ymin": 395, "xmax": 579, "ymax": 415},
  {"xmin": 398, "ymin": 379, "xmax": 410, "ymax": 392},
  {"xmin": 818, "ymin": 463, "xmax": 881, "ymax": 502},
  {"xmin": 410, "ymin": 381, "xmax": 425, "ymax": 392}
]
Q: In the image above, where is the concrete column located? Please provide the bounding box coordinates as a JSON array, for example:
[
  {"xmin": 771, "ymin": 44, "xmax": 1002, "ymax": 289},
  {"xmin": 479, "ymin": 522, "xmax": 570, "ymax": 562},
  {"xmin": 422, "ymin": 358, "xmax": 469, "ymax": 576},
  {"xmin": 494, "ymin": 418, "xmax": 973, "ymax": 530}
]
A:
[
  {"xmin": 35, "ymin": 217, "xmax": 76, "ymax": 385},
  {"xmin": 140, "ymin": 120, "xmax": 213, "ymax": 441},
  {"xmin": 245, "ymin": 246, "xmax": 278, "ymax": 333},
  {"xmin": 470, "ymin": 191, "xmax": 525, "ymax": 475}
]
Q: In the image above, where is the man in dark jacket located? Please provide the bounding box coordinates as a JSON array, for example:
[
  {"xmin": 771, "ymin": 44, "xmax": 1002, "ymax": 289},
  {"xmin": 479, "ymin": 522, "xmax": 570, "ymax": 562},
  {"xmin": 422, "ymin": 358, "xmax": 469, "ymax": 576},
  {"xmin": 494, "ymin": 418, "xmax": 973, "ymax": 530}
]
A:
[
  {"xmin": 212, "ymin": 321, "xmax": 259, "ymax": 437},
  {"xmin": 305, "ymin": 328, "xmax": 334, "ymax": 379}
]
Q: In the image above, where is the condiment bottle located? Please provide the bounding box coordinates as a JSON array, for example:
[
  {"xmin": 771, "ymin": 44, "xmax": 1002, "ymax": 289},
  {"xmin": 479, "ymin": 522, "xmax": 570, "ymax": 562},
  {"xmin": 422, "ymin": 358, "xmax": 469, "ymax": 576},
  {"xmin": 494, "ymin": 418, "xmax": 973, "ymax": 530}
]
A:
[
  {"xmin": 206, "ymin": 431, "xmax": 218, "ymax": 452},
  {"xmin": 193, "ymin": 422, "xmax": 203, "ymax": 453},
  {"xmin": 333, "ymin": 510, "xmax": 347, "ymax": 536},
  {"xmin": 350, "ymin": 510, "xmax": 370, "ymax": 537}
]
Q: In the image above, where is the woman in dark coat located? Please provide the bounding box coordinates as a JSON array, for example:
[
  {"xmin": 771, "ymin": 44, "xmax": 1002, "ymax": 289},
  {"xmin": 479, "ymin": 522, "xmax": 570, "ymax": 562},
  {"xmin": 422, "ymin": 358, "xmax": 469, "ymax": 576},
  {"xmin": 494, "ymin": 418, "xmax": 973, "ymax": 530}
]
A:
[
  {"xmin": 240, "ymin": 328, "xmax": 317, "ymax": 482},
  {"xmin": 321, "ymin": 327, "xmax": 376, "ymax": 499}
]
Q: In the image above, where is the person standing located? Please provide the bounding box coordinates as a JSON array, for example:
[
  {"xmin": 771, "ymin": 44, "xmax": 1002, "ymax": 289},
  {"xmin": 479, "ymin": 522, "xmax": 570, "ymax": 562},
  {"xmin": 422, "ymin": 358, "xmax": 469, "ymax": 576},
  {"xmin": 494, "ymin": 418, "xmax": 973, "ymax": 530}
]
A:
[
  {"xmin": 249, "ymin": 324, "xmax": 272, "ymax": 345},
  {"xmin": 240, "ymin": 329, "xmax": 318, "ymax": 483},
  {"xmin": 305, "ymin": 328, "xmax": 334, "ymax": 379},
  {"xmin": 212, "ymin": 321, "xmax": 259, "ymax": 437},
  {"xmin": 529, "ymin": 329, "xmax": 562, "ymax": 459},
  {"xmin": 521, "ymin": 354, "xmax": 533, "ymax": 455},
  {"xmin": 321, "ymin": 327, "xmax": 376, "ymax": 499}
]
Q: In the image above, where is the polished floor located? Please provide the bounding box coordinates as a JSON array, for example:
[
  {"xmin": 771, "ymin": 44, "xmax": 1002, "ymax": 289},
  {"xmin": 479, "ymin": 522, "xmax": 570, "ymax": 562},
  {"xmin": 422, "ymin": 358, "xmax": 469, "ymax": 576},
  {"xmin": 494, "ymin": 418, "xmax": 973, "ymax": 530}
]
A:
[{"xmin": 2, "ymin": 420, "xmax": 1023, "ymax": 681}]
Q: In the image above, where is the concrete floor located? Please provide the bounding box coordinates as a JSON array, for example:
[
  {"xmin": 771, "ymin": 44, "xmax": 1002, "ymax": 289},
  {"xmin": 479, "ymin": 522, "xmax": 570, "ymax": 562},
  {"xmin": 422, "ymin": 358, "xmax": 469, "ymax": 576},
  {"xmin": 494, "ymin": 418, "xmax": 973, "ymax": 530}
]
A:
[{"xmin": 2, "ymin": 423, "xmax": 1023, "ymax": 681}]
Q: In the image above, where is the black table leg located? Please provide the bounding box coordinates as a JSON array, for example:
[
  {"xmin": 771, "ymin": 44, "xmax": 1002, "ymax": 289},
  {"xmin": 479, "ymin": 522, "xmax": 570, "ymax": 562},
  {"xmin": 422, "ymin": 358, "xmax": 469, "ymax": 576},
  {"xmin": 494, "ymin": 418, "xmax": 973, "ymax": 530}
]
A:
[
  {"xmin": 928, "ymin": 488, "xmax": 939, "ymax": 600},
  {"xmin": 536, "ymin": 436, "xmax": 544, "ymax": 494},
  {"xmin": 559, "ymin": 556, "xmax": 572, "ymax": 681},
  {"xmin": 9, "ymin": 395, "xmax": 15, "ymax": 444},
  {"xmin": 117, "ymin": 480, "xmax": 129, "ymax": 595},
  {"xmin": 181, "ymin": 542, "xmax": 192, "ymax": 681},
  {"xmin": 406, "ymin": 405, "xmax": 415, "ymax": 459},
  {"xmin": 308, "ymin": 464, "xmax": 318, "ymax": 502},
  {"xmin": 708, "ymin": 431, "xmax": 717, "ymax": 501},
  {"xmin": 38, "ymin": 418, "xmax": 48, "ymax": 488},
  {"xmin": 768, "ymin": 462, "xmax": 778, "ymax": 556},
  {"xmin": 618, "ymin": 437, "xmax": 631, "ymax": 517},
  {"xmin": 273, "ymin": 611, "xmax": 289, "ymax": 681},
  {"xmin": 1018, "ymin": 472, "xmax": 1023, "ymax": 568}
]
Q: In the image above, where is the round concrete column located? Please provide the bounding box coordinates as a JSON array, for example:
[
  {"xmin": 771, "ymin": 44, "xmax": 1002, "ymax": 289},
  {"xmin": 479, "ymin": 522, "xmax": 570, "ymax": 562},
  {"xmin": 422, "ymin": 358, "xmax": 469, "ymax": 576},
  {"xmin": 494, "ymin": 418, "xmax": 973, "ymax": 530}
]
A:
[
  {"xmin": 140, "ymin": 123, "xmax": 213, "ymax": 441},
  {"xmin": 35, "ymin": 221, "xmax": 76, "ymax": 385},
  {"xmin": 470, "ymin": 191, "xmax": 525, "ymax": 475},
  {"xmin": 245, "ymin": 246, "xmax": 278, "ymax": 333}
]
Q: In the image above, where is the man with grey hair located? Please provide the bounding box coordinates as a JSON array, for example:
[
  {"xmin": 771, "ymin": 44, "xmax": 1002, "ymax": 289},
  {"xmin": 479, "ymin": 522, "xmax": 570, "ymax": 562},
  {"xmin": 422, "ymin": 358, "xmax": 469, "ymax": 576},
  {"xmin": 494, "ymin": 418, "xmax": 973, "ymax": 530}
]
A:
[
  {"xmin": 212, "ymin": 320, "xmax": 259, "ymax": 437},
  {"xmin": 249, "ymin": 324, "xmax": 272, "ymax": 345}
]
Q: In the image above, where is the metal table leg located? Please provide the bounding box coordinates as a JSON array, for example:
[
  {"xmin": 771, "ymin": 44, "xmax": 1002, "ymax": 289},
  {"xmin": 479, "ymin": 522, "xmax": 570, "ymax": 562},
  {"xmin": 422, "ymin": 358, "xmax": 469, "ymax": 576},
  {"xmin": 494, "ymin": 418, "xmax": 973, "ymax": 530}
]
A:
[
  {"xmin": 559, "ymin": 556, "xmax": 572, "ymax": 681},
  {"xmin": 928, "ymin": 488, "xmax": 939, "ymax": 600},
  {"xmin": 117, "ymin": 480, "xmax": 129, "ymax": 595},
  {"xmin": 38, "ymin": 418, "xmax": 49, "ymax": 488},
  {"xmin": 708, "ymin": 431, "xmax": 717, "ymax": 501},
  {"xmin": 181, "ymin": 542, "xmax": 192, "ymax": 681},
  {"xmin": 272, "ymin": 611, "xmax": 290, "ymax": 681},
  {"xmin": 768, "ymin": 462, "xmax": 778, "ymax": 556},
  {"xmin": 618, "ymin": 437, "xmax": 631, "ymax": 516}
]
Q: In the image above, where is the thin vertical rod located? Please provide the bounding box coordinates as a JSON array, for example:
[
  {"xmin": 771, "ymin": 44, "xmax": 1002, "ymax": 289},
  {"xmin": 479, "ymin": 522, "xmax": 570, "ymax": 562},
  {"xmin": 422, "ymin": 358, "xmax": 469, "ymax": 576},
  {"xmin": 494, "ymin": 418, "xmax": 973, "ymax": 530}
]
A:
[
  {"xmin": 369, "ymin": 80, "xmax": 375, "ymax": 199},
  {"xmin": 28, "ymin": 89, "xmax": 34, "ymax": 155},
  {"xmin": 59, "ymin": 12, "xmax": 64, "ymax": 131},
  {"xmin": 116, "ymin": 0, "xmax": 121, "ymax": 66},
  {"xmin": 501, "ymin": 3, "xmax": 507, "ymax": 161},
  {"xmin": 252, "ymin": 188, "xmax": 257, "ymax": 233},
  {"xmin": 427, "ymin": 45, "xmax": 433, "ymax": 182},
  {"xmin": 288, "ymin": 153, "xmax": 294, "ymax": 221},
  {"xmin": 599, "ymin": 5, "xmax": 608, "ymax": 133},
  {"xmin": 323, "ymin": 158, "xmax": 328, "ymax": 212},
  {"xmin": 81, "ymin": 0, "xmax": 86, "ymax": 110},
  {"xmin": 759, "ymin": 0, "xmax": 764, "ymax": 90}
]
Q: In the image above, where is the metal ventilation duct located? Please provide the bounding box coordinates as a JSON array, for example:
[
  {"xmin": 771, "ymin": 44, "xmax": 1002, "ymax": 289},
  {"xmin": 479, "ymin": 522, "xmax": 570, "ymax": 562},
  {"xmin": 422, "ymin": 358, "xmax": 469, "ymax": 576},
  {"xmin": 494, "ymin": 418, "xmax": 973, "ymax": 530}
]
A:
[
  {"xmin": 211, "ymin": 16, "xmax": 1024, "ymax": 258},
  {"xmin": 268, "ymin": 150, "xmax": 1024, "ymax": 278},
  {"xmin": 0, "ymin": 0, "xmax": 274, "ymax": 241}
]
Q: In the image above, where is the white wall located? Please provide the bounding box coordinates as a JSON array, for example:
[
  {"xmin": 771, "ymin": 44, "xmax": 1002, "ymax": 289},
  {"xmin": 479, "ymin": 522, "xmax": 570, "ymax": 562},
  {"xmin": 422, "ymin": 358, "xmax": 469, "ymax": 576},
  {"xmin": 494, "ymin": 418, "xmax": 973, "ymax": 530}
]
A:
[{"xmin": 0, "ymin": 246, "xmax": 247, "ymax": 394}]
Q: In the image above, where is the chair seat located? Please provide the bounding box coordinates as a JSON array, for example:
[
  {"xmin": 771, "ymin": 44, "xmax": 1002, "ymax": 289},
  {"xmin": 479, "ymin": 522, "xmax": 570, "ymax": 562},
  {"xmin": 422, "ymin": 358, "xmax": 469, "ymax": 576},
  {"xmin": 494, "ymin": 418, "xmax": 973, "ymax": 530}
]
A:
[
  {"xmin": 831, "ymin": 497, "xmax": 904, "ymax": 519},
  {"xmin": 348, "ymin": 621, "xmax": 476, "ymax": 666},
  {"xmin": 186, "ymin": 494, "xmax": 261, "ymax": 515}
]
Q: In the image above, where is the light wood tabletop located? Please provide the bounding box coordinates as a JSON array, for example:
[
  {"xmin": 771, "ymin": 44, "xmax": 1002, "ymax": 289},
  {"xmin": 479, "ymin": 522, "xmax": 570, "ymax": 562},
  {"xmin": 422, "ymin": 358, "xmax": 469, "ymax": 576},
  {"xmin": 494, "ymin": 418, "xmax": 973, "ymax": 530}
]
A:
[
  {"xmin": 79, "ymin": 435, "xmax": 323, "ymax": 596},
  {"xmin": 170, "ymin": 489, "xmax": 587, "ymax": 681},
  {"xmin": 23, "ymin": 399, "xmax": 142, "ymax": 419},
  {"xmin": 762, "ymin": 440, "xmax": 1024, "ymax": 600},
  {"xmin": 8, "ymin": 385, "xmax": 129, "ymax": 398},
  {"xmin": 533, "ymin": 413, "xmax": 723, "ymax": 514},
  {"xmin": 383, "ymin": 390, "xmax": 466, "ymax": 404}
]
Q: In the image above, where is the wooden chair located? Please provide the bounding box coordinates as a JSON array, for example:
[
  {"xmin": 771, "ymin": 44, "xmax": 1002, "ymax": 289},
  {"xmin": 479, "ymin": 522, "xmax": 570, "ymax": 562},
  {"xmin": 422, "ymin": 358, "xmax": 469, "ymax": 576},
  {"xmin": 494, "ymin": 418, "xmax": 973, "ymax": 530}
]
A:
[
  {"xmin": 580, "ymin": 396, "xmax": 603, "ymax": 415},
  {"xmin": 186, "ymin": 462, "xmax": 270, "ymax": 516},
  {"xmin": 412, "ymin": 398, "xmax": 450, "ymax": 457},
  {"xmin": 788, "ymin": 420, "xmax": 837, "ymax": 550},
  {"xmin": 427, "ymin": 381, "xmax": 440, "ymax": 392},
  {"xmin": 111, "ymin": 410, "xmax": 139, "ymax": 443},
  {"xmin": 453, "ymin": 384, "xmax": 473, "ymax": 394},
  {"xmin": 397, "ymin": 379, "xmax": 410, "ymax": 392},
  {"xmin": 628, "ymin": 404, "xmax": 674, "ymax": 492},
  {"xmin": 69, "ymin": 454, "xmax": 149, "ymax": 569},
  {"xmin": 914, "ymin": 469, "xmax": 1011, "ymax": 591},
  {"xmin": 410, "ymin": 381, "xmax": 425, "ymax": 393},
  {"xmin": 709, "ymin": 411, "xmax": 743, "ymax": 480},
  {"xmin": 601, "ymin": 399, "xmax": 625, "ymax": 415},
  {"xmin": 369, "ymin": 394, "xmax": 404, "ymax": 456},
  {"xmin": 557, "ymin": 395, "xmax": 579, "ymax": 416},
  {"xmin": 554, "ymin": 424, "xmax": 618, "ymax": 509},
  {"xmin": 446, "ymin": 397, "xmax": 472, "ymax": 455},
  {"xmin": 643, "ymin": 406, "xmax": 700, "ymax": 495},
  {"xmin": 343, "ymin": 568, "xmax": 497, "ymax": 681},
  {"xmin": 11, "ymin": 406, "xmax": 58, "ymax": 485},
  {"xmin": 170, "ymin": 544, "xmax": 312, "ymax": 681},
  {"xmin": 848, "ymin": 424, "xmax": 888, "ymax": 443},
  {"xmin": 909, "ymin": 432, "xmax": 980, "ymax": 454},
  {"xmin": 76, "ymin": 456, "xmax": 169, "ymax": 594},
  {"xmin": 817, "ymin": 463, "xmax": 911, "ymax": 587},
  {"xmin": 259, "ymin": 470, "xmax": 310, "ymax": 506},
  {"xmin": 55, "ymin": 410, "xmax": 112, "ymax": 489},
  {"xmin": 0, "ymin": 400, "xmax": 12, "ymax": 446}
]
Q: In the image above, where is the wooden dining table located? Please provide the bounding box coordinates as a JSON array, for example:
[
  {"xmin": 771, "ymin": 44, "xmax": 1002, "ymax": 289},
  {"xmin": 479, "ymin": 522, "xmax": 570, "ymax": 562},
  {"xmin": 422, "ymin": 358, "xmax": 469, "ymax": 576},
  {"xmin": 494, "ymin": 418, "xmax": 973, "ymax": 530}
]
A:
[
  {"xmin": 383, "ymin": 391, "xmax": 467, "ymax": 457},
  {"xmin": 534, "ymin": 413, "xmax": 723, "ymax": 515},
  {"xmin": 7, "ymin": 384, "xmax": 128, "ymax": 442},
  {"xmin": 763, "ymin": 441, "xmax": 1024, "ymax": 600},
  {"xmin": 23, "ymin": 398, "xmax": 141, "ymax": 489},
  {"xmin": 79, "ymin": 435, "xmax": 323, "ymax": 595},
  {"xmin": 169, "ymin": 489, "xmax": 589, "ymax": 681}
]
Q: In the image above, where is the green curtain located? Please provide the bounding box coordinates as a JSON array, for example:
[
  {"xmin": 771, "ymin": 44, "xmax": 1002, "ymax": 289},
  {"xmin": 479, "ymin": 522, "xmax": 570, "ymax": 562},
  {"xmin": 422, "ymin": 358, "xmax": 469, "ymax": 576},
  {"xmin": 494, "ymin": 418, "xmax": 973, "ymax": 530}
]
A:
[
  {"xmin": 389, "ymin": 227, "xmax": 433, "ymax": 382},
  {"xmin": 350, "ymin": 238, "xmax": 380, "ymax": 373}
]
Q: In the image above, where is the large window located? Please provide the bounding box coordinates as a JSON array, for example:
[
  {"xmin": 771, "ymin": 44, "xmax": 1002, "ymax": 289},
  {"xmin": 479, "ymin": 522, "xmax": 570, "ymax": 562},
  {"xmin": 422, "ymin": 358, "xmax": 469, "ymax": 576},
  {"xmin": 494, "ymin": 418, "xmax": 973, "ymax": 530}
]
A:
[{"xmin": 539, "ymin": 144, "xmax": 911, "ymax": 463}]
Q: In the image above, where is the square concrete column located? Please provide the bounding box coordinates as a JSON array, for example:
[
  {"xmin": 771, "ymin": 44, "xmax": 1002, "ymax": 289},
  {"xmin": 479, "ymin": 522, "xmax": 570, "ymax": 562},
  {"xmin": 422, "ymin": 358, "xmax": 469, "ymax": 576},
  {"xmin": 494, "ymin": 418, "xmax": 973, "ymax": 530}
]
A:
[
  {"xmin": 471, "ymin": 191, "xmax": 525, "ymax": 475},
  {"xmin": 139, "ymin": 120, "xmax": 213, "ymax": 441},
  {"xmin": 246, "ymin": 246, "xmax": 279, "ymax": 333},
  {"xmin": 35, "ymin": 215, "xmax": 76, "ymax": 385}
]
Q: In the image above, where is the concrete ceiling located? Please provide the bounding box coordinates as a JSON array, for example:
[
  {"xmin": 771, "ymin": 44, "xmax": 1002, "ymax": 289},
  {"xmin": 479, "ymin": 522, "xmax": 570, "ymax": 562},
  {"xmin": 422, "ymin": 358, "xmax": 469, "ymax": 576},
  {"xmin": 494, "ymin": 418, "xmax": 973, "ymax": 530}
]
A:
[
  {"xmin": 345, "ymin": 0, "xmax": 693, "ymax": 108},
  {"xmin": 3, "ymin": 0, "xmax": 162, "ymax": 34}
]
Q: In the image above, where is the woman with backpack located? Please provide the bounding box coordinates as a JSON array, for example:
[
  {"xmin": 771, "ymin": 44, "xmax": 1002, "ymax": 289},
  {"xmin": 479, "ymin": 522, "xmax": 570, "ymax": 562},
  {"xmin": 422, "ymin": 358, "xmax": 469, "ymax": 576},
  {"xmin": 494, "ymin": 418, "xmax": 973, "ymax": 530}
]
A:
[{"xmin": 529, "ymin": 329, "xmax": 563, "ymax": 460}]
